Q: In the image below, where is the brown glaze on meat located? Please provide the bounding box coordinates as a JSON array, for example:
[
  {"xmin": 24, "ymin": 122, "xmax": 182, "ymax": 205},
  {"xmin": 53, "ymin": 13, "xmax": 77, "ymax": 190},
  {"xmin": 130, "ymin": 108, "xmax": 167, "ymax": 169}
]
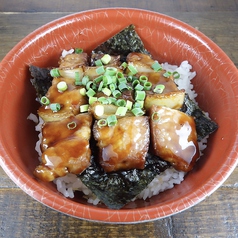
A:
[
  {"xmin": 34, "ymin": 113, "xmax": 92, "ymax": 182},
  {"xmin": 93, "ymin": 116, "xmax": 150, "ymax": 172},
  {"xmin": 59, "ymin": 53, "xmax": 89, "ymax": 69},
  {"xmin": 149, "ymin": 105, "xmax": 199, "ymax": 172}
]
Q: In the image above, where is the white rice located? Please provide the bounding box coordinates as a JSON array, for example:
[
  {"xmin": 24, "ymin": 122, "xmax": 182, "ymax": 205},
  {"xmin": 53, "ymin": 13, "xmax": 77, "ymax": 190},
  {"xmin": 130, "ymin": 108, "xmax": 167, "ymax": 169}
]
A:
[{"xmin": 31, "ymin": 60, "xmax": 207, "ymax": 207}]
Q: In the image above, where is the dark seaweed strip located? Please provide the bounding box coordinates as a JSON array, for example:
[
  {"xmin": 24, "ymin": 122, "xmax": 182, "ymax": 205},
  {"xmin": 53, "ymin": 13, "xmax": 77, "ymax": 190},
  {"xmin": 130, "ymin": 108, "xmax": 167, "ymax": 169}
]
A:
[
  {"xmin": 79, "ymin": 153, "xmax": 170, "ymax": 210},
  {"xmin": 181, "ymin": 94, "xmax": 218, "ymax": 141},
  {"xmin": 91, "ymin": 24, "xmax": 151, "ymax": 63},
  {"xmin": 29, "ymin": 65, "xmax": 53, "ymax": 99}
]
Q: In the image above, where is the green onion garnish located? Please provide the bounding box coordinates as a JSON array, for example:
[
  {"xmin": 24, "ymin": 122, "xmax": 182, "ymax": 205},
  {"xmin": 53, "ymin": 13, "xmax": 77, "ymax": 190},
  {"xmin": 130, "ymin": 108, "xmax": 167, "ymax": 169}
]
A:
[
  {"xmin": 98, "ymin": 97, "xmax": 109, "ymax": 104},
  {"xmin": 151, "ymin": 61, "xmax": 162, "ymax": 72},
  {"xmin": 105, "ymin": 67, "xmax": 117, "ymax": 76},
  {"xmin": 50, "ymin": 103, "xmax": 61, "ymax": 112},
  {"xmin": 115, "ymin": 106, "xmax": 128, "ymax": 116},
  {"xmin": 79, "ymin": 88, "xmax": 86, "ymax": 96},
  {"xmin": 80, "ymin": 104, "xmax": 89, "ymax": 112},
  {"xmin": 50, "ymin": 68, "xmax": 61, "ymax": 78},
  {"xmin": 86, "ymin": 81, "xmax": 93, "ymax": 90},
  {"xmin": 107, "ymin": 97, "xmax": 117, "ymax": 105},
  {"xmin": 151, "ymin": 112, "xmax": 160, "ymax": 121},
  {"xmin": 89, "ymin": 96, "xmax": 97, "ymax": 105},
  {"xmin": 116, "ymin": 99, "xmax": 126, "ymax": 107},
  {"xmin": 96, "ymin": 66, "xmax": 105, "ymax": 75},
  {"xmin": 67, "ymin": 121, "xmax": 77, "ymax": 130},
  {"xmin": 118, "ymin": 83, "xmax": 128, "ymax": 92},
  {"xmin": 95, "ymin": 59, "xmax": 103, "ymax": 66},
  {"xmin": 40, "ymin": 96, "xmax": 50, "ymax": 105},
  {"xmin": 97, "ymin": 118, "xmax": 108, "ymax": 127},
  {"xmin": 134, "ymin": 84, "xmax": 144, "ymax": 91},
  {"xmin": 153, "ymin": 84, "xmax": 165, "ymax": 94},
  {"xmin": 75, "ymin": 72, "xmax": 82, "ymax": 85},
  {"xmin": 117, "ymin": 77, "xmax": 127, "ymax": 84},
  {"xmin": 82, "ymin": 75, "xmax": 89, "ymax": 86},
  {"xmin": 132, "ymin": 79, "xmax": 140, "ymax": 88},
  {"xmin": 101, "ymin": 54, "xmax": 111, "ymax": 65},
  {"xmin": 139, "ymin": 75, "xmax": 148, "ymax": 84},
  {"xmin": 128, "ymin": 64, "xmax": 138, "ymax": 75},
  {"xmin": 163, "ymin": 71, "xmax": 172, "ymax": 78},
  {"xmin": 102, "ymin": 87, "xmax": 112, "ymax": 96},
  {"xmin": 94, "ymin": 75, "xmax": 103, "ymax": 84},
  {"xmin": 112, "ymin": 90, "xmax": 121, "ymax": 98},
  {"xmin": 109, "ymin": 83, "xmax": 117, "ymax": 92},
  {"xmin": 131, "ymin": 108, "xmax": 145, "ymax": 116},
  {"xmin": 126, "ymin": 100, "xmax": 133, "ymax": 110},
  {"xmin": 98, "ymin": 81, "xmax": 104, "ymax": 91},
  {"xmin": 120, "ymin": 62, "xmax": 128, "ymax": 70},
  {"xmin": 135, "ymin": 90, "xmax": 146, "ymax": 101},
  {"xmin": 95, "ymin": 104, "xmax": 104, "ymax": 117},
  {"xmin": 57, "ymin": 81, "xmax": 68, "ymax": 92},
  {"xmin": 75, "ymin": 48, "xmax": 83, "ymax": 54},
  {"xmin": 103, "ymin": 75, "xmax": 113, "ymax": 85},
  {"xmin": 133, "ymin": 100, "xmax": 144, "ymax": 108},
  {"xmin": 107, "ymin": 115, "xmax": 118, "ymax": 126},
  {"xmin": 173, "ymin": 71, "xmax": 180, "ymax": 79},
  {"xmin": 144, "ymin": 82, "xmax": 152, "ymax": 90},
  {"xmin": 86, "ymin": 88, "xmax": 96, "ymax": 97}
]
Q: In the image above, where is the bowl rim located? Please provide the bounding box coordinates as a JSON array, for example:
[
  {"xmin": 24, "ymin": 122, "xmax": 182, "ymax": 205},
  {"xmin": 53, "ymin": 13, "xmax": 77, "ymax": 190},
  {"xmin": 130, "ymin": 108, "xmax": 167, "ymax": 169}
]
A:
[{"xmin": 0, "ymin": 7, "xmax": 238, "ymax": 223}]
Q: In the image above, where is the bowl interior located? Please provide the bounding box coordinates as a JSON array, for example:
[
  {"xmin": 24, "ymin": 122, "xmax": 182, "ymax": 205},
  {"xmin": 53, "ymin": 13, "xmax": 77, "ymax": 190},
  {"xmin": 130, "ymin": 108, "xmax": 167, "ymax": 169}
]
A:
[{"xmin": 0, "ymin": 8, "xmax": 238, "ymax": 223}]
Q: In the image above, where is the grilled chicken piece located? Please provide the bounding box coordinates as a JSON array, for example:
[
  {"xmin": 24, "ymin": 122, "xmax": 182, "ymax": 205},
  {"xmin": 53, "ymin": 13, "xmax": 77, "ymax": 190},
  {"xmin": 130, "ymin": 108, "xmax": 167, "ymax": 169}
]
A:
[
  {"xmin": 59, "ymin": 53, "xmax": 89, "ymax": 69},
  {"xmin": 34, "ymin": 113, "xmax": 92, "ymax": 182},
  {"xmin": 93, "ymin": 116, "xmax": 150, "ymax": 172},
  {"xmin": 38, "ymin": 77, "xmax": 87, "ymax": 122},
  {"xmin": 149, "ymin": 105, "xmax": 199, "ymax": 172}
]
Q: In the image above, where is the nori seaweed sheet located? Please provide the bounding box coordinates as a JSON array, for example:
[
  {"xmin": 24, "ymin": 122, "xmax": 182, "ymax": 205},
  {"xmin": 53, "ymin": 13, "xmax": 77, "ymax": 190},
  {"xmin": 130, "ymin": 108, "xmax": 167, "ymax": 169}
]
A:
[
  {"xmin": 29, "ymin": 65, "xmax": 53, "ymax": 99},
  {"xmin": 79, "ymin": 152, "xmax": 170, "ymax": 209},
  {"xmin": 91, "ymin": 24, "xmax": 151, "ymax": 63},
  {"xmin": 181, "ymin": 94, "xmax": 218, "ymax": 141}
]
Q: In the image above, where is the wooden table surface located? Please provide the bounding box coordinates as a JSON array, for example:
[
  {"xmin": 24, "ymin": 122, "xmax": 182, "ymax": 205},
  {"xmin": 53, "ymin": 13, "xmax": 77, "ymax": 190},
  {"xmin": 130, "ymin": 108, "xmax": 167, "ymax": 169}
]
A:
[{"xmin": 0, "ymin": 1, "xmax": 238, "ymax": 237}]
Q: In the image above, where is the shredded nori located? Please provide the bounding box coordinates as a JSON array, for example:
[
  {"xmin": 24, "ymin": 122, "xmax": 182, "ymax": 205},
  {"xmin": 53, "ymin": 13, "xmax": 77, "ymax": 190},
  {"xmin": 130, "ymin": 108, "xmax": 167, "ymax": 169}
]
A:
[
  {"xmin": 91, "ymin": 24, "xmax": 151, "ymax": 63},
  {"xmin": 29, "ymin": 65, "xmax": 53, "ymax": 99},
  {"xmin": 181, "ymin": 94, "xmax": 218, "ymax": 141},
  {"xmin": 79, "ymin": 153, "xmax": 170, "ymax": 209}
]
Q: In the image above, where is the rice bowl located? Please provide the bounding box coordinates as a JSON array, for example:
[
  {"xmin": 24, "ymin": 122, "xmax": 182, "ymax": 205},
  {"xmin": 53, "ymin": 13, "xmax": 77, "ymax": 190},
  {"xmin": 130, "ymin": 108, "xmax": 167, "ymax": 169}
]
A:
[{"xmin": 0, "ymin": 8, "xmax": 238, "ymax": 223}]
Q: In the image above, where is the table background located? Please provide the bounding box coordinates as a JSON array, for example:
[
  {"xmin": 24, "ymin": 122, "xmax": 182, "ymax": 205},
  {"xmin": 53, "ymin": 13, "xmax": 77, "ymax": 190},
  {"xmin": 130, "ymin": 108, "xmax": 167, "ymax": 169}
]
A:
[{"xmin": 0, "ymin": 1, "xmax": 238, "ymax": 237}]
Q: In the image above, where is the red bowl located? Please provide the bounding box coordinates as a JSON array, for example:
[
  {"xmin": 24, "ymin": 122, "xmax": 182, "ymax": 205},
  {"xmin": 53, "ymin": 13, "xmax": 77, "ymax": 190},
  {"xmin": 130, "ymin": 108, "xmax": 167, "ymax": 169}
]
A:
[{"xmin": 0, "ymin": 8, "xmax": 238, "ymax": 223}]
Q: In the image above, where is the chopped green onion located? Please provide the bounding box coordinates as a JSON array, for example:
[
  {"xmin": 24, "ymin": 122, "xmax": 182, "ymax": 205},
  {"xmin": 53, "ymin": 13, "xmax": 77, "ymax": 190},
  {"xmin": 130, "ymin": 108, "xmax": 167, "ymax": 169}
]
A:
[
  {"xmin": 173, "ymin": 71, "xmax": 180, "ymax": 79},
  {"xmin": 126, "ymin": 100, "xmax": 133, "ymax": 110},
  {"xmin": 134, "ymin": 84, "xmax": 144, "ymax": 91},
  {"xmin": 135, "ymin": 90, "xmax": 146, "ymax": 101},
  {"xmin": 50, "ymin": 68, "xmax": 61, "ymax": 78},
  {"xmin": 82, "ymin": 75, "xmax": 89, "ymax": 85},
  {"xmin": 40, "ymin": 96, "xmax": 50, "ymax": 105},
  {"xmin": 117, "ymin": 77, "xmax": 127, "ymax": 84},
  {"xmin": 80, "ymin": 104, "xmax": 89, "ymax": 112},
  {"xmin": 95, "ymin": 104, "xmax": 104, "ymax": 117},
  {"xmin": 116, "ymin": 99, "xmax": 126, "ymax": 107},
  {"xmin": 79, "ymin": 88, "xmax": 86, "ymax": 96},
  {"xmin": 120, "ymin": 62, "xmax": 128, "ymax": 70},
  {"xmin": 57, "ymin": 81, "xmax": 68, "ymax": 92},
  {"xmin": 107, "ymin": 97, "xmax": 117, "ymax": 105},
  {"xmin": 97, "ymin": 118, "xmax": 108, "ymax": 127},
  {"xmin": 163, "ymin": 71, "xmax": 172, "ymax": 78},
  {"xmin": 86, "ymin": 88, "xmax": 96, "ymax": 97},
  {"xmin": 127, "ymin": 64, "xmax": 138, "ymax": 75},
  {"xmin": 102, "ymin": 87, "xmax": 112, "ymax": 96},
  {"xmin": 94, "ymin": 75, "xmax": 103, "ymax": 83},
  {"xmin": 96, "ymin": 66, "xmax": 105, "ymax": 75},
  {"xmin": 153, "ymin": 84, "xmax": 165, "ymax": 94},
  {"xmin": 50, "ymin": 103, "xmax": 61, "ymax": 112},
  {"xmin": 107, "ymin": 115, "xmax": 118, "ymax": 126},
  {"xmin": 127, "ymin": 75, "xmax": 133, "ymax": 82},
  {"xmin": 151, "ymin": 112, "xmax": 160, "ymax": 121},
  {"xmin": 116, "ymin": 72, "xmax": 124, "ymax": 79},
  {"xmin": 86, "ymin": 81, "xmax": 93, "ymax": 90},
  {"xmin": 75, "ymin": 48, "xmax": 83, "ymax": 54},
  {"xmin": 112, "ymin": 90, "xmax": 122, "ymax": 98},
  {"xmin": 139, "ymin": 75, "xmax": 148, "ymax": 84},
  {"xmin": 144, "ymin": 82, "xmax": 152, "ymax": 90},
  {"xmin": 118, "ymin": 83, "xmax": 128, "ymax": 92},
  {"xmin": 98, "ymin": 97, "xmax": 109, "ymax": 104},
  {"xmin": 116, "ymin": 106, "xmax": 128, "ymax": 116},
  {"xmin": 103, "ymin": 75, "xmax": 113, "ymax": 85},
  {"xmin": 132, "ymin": 79, "xmax": 140, "ymax": 88},
  {"xmin": 105, "ymin": 67, "xmax": 117, "ymax": 76},
  {"xmin": 131, "ymin": 108, "xmax": 145, "ymax": 116},
  {"xmin": 67, "ymin": 121, "xmax": 77, "ymax": 130},
  {"xmin": 101, "ymin": 54, "xmax": 111, "ymax": 64},
  {"xmin": 109, "ymin": 83, "xmax": 117, "ymax": 92},
  {"xmin": 95, "ymin": 59, "xmax": 103, "ymax": 66},
  {"xmin": 98, "ymin": 81, "xmax": 104, "ymax": 91},
  {"xmin": 75, "ymin": 72, "xmax": 82, "ymax": 85},
  {"xmin": 133, "ymin": 100, "xmax": 144, "ymax": 108},
  {"xmin": 151, "ymin": 61, "xmax": 162, "ymax": 72},
  {"xmin": 89, "ymin": 96, "xmax": 97, "ymax": 105}
]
